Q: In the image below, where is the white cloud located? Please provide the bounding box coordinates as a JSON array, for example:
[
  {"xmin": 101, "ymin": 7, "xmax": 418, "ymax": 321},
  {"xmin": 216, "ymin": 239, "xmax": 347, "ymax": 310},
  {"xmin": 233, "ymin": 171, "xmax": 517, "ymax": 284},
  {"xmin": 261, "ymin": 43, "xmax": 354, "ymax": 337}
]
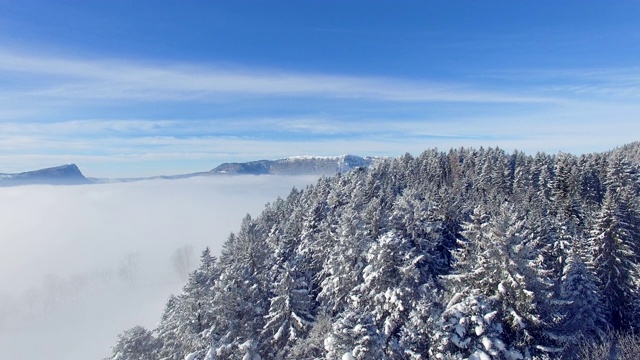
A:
[
  {"xmin": 485, "ymin": 67, "xmax": 640, "ymax": 100},
  {"xmin": 0, "ymin": 96, "xmax": 638, "ymax": 178},
  {"xmin": 0, "ymin": 50, "xmax": 551, "ymax": 104}
]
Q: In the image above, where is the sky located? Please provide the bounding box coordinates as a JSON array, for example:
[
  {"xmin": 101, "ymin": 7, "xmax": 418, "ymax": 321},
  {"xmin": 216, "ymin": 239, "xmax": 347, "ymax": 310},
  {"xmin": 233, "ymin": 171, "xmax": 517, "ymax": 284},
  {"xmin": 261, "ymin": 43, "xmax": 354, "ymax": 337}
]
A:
[{"xmin": 1, "ymin": 1, "xmax": 640, "ymax": 177}]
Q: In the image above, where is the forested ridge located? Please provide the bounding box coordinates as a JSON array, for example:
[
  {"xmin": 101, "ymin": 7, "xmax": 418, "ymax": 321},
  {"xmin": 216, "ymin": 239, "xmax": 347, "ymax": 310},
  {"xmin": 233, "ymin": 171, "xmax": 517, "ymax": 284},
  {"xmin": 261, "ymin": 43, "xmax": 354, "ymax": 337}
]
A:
[{"xmin": 110, "ymin": 142, "xmax": 640, "ymax": 360}]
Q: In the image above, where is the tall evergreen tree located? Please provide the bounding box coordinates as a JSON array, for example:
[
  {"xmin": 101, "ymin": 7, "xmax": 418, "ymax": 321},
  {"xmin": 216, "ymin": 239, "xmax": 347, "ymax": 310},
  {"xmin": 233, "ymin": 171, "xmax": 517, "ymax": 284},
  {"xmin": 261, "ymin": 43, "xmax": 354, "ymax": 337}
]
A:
[
  {"xmin": 589, "ymin": 189, "xmax": 640, "ymax": 330},
  {"xmin": 444, "ymin": 205, "xmax": 550, "ymax": 357},
  {"xmin": 553, "ymin": 245, "xmax": 608, "ymax": 348},
  {"xmin": 155, "ymin": 248, "xmax": 219, "ymax": 359},
  {"xmin": 209, "ymin": 215, "xmax": 270, "ymax": 359},
  {"xmin": 260, "ymin": 263, "xmax": 314, "ymax": 358}
]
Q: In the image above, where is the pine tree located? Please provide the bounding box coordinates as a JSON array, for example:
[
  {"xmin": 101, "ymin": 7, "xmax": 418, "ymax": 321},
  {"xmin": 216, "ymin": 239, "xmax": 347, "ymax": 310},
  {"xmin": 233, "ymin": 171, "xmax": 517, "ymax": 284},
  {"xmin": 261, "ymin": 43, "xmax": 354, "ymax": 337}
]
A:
[
  {"xmin": 554, "ymin": 246, "xmax": 608, "ymax": 348},
  {"xmin": 288, "ymin": 313, "xmax": 333, "ymax": 359},
  {"xmin": 589, "ymin": 189, "xmax": 640, "ymax": 330},
  {"xmin": 260, "ymin": 263, "xmax": 314, "ymax": 358},
  {"xmin": 349, "ymin": 231, "xmax": 430, "ymax": 357},
  {"xmin": 431, "ymin": 290, "xmax": 517, "ymax": 360},
  {"xmin": 110, "ymin": 326, "xmax": 161, "ymax": 360},
  {"xmin": 209, "ymin": 215, "xmax": 270, "ymax": 359},
  {"xmin": 444, "ymin": 205, "xmax": 548, "ymax": 356},
  {"xmin": 325, "ymin": 311, "xmax": 385, "ymax": 360},
  {"xmin": 316, "ymin": 205, "xmax": 370, "ymax": 314},
  {"xmin": 155, "ymin": 248, "xmax": 219, "ymax": 359}
]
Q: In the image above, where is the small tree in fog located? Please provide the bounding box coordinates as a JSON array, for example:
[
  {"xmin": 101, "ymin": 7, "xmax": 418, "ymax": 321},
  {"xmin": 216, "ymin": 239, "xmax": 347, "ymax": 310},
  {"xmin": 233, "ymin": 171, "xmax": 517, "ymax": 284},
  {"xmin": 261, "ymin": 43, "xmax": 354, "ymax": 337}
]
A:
[
  {"xmin": 0, "ymin": 293, "xmax": 18, "ymax": 331},
  {"xmin": 42, "ymin": 273, "xmax": 65, "ymax": 310},
  {"xmin": 171, "ymin": 244, "xmax": 195, "ymax": 282},
  {"xmin": 68, "ymin": 273, "xmax": 90, "ymax": 298},
  {"xmin": 94, "ymin": 268, "xmax": 114, "ymax": 289},
  {"xmin": 118, "ymin": 253, "xmax": 141, "ymax": 287},
  {"xmin": 21, "ymin": 287, "xmax": 41, "ymax": 318}
]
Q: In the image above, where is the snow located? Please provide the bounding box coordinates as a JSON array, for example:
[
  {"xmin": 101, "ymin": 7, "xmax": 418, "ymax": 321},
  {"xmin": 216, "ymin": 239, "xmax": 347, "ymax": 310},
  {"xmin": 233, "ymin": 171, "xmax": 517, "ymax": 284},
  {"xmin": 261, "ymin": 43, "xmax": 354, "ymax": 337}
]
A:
[
  {"xmin": 469, "ymin": 350, "xmax": 491, "ymax": 360},
  {"xmin": 494, "ymin": 339, "xmax": 506, "ymax": 351},
  {"xmin": 287, "ymin": 155, "xmax": 341, "ymax": 161},
  {"xmin": 504, "ymin": 349, "xmax": 524, "ymax": 360},
  {"xmin": 203, "ymin": 347, "xmax": 215, "ymax": 360},
  {"xmin": 483, "ymin": 310, "xmax": 498, "ymax": 323},
  {"xmin": 498, "ymin": 282, "xmax": 506, "ymax": 294},
  {"xmin": 342, "ymin": 351, "xmax": 356, "ymax": 360},
  {"xmin": 481, "ymin": 336, "xmax": 493, "ymax": 351}
]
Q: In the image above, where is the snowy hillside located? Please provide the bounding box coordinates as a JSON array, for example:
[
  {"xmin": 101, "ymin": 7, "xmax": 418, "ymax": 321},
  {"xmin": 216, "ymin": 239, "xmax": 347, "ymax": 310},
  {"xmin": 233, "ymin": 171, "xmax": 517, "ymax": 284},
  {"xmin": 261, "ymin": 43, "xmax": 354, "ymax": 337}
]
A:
[{"xmin": 107, "ymin": 143, "xmax": 640, "ymax": 360}]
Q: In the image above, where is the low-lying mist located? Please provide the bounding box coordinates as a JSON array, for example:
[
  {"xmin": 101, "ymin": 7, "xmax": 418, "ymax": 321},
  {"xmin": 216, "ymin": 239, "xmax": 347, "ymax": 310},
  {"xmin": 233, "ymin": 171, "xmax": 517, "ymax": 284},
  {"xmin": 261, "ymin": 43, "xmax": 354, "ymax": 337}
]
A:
[{"xmin": 0, "ymin": 175, "xmax": 319, "ymax": 360}]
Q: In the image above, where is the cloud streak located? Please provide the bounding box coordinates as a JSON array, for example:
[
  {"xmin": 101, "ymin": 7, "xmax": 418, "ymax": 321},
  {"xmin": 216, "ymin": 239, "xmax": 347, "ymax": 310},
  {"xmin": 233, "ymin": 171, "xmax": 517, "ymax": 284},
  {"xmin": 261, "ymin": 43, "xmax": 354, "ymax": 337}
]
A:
[
  {"xmin": 484, "ymin": 67, "xmax": 640, "ymax": 100},
  {"xmin": 0, "ymin": 50, "xmax": 550, "ymax": 104}
]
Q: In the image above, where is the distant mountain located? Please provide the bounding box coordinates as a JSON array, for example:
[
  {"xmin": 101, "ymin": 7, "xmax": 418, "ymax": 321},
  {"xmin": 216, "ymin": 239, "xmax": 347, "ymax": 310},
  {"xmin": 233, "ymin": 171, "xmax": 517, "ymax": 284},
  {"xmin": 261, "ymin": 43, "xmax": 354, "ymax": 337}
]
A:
[
  {"xmin": 209, "ymin": 155, "xmax": 376, "ymax": 175},
  {"xmin": 5, "ymin": 144, "xmax": 640, "ymax": 187},
  {"xmin": 0, "ymin": 164, "xmax": 90, "ymax": 186},
  {"xmin": 88, "ymin": 155, "xmax": 378, "ymax": 184}
]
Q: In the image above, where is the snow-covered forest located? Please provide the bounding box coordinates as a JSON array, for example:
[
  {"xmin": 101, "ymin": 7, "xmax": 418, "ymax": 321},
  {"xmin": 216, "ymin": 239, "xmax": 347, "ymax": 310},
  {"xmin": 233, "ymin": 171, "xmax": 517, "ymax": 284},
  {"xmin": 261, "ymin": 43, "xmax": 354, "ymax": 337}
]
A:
[{"xmin": 109, "ymin": 142, "xmax": 640, "ymax": 360}]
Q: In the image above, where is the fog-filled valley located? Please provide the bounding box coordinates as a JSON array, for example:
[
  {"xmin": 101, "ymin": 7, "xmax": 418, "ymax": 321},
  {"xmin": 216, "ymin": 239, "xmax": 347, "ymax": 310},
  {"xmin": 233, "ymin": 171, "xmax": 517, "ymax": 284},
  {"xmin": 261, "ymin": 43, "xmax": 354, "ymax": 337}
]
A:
[{"xmin": 0, "ymin": 175, "xmax": 319, "ymax": 360}]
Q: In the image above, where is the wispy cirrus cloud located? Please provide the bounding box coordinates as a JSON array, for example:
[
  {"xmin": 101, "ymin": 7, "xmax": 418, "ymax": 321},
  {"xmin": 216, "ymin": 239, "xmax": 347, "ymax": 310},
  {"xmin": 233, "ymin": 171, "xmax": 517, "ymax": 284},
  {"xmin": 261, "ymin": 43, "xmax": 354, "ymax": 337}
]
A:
[
  {"xmin": 0, "ymin": 50, "xmax": 552, "ymax": 104},
  {"xmin": 483, "ymin": 67, "xmax": 640, "ymax": 100}
]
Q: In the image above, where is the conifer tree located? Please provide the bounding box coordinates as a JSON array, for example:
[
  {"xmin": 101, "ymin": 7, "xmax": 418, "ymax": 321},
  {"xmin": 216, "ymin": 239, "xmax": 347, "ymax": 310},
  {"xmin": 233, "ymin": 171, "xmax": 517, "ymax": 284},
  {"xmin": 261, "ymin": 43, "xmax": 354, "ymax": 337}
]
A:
[
  {"xmin": 261, "ymin": 263, "xmax": 314, "ymax": 358},
  {"xmin": 209, "ymin": 216, "xmax": 270, "ymax": 359},
  {"xmin": 444, "ymin": 205, "xmax": 549, "ymax": 356},
  {"xmin": 554, "ymin": 245, "xmax": 608, "ymax": 348},
  {"xmin": 589, "ymin": 189, "xmax": 640, "ymax": 330}
]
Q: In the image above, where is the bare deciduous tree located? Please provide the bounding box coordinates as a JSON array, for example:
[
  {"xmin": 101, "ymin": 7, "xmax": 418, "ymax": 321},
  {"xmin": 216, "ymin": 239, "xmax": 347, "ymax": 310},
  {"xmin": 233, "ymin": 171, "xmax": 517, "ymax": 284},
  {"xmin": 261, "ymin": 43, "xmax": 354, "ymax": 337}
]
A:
[
  {"xmin": 93, "ymin": 268, "xmax": 114, "ymax": 289},
  {"xmin": 171, "ymin": 244, "xmax": 194, "ymax": 282},
  {"xmin": 21, "ymin": 287, "xmax": 41, "ymax": 319},
  {"xmin": 42, "ymin": 273, "xmax": 65, "ymax": 311},
  {"xmin": 118, "ymin": 252, "xmax": 141, "ymax": 287},
  {"xmin": 69, "ymin": 273, "xmax": 89, "ymax": 298},
  {"xmin": 0, "ymin": 292, "xmax": 18, "ymax": 331}
]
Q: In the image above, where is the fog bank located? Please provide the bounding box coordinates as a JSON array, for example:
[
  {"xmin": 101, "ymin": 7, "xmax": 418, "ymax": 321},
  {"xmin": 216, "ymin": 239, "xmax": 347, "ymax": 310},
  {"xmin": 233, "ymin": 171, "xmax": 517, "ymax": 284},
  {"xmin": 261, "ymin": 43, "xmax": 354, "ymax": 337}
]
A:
[{"xmin": 0, "ymin": 175, "xmax": 318, "ymax": 359}]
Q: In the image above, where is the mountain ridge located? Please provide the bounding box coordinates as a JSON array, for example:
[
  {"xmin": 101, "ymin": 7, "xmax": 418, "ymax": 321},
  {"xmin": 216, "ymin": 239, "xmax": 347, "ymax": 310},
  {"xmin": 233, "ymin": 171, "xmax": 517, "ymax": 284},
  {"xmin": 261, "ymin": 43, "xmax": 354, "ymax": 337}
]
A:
[
  {"xmin": 0, "ymin": 164, "xmax": 89, "ymax": 186},
  {"xmin": 209, "ymin": 154, "xmax": 376, "ymax": 175},
  {"xmin": 5, "ymin": 143, "xmax": 640, "ymax": 186},
  {"xmin": 1, "ymin": 155, "xmax": 377, "ymax": 186}
]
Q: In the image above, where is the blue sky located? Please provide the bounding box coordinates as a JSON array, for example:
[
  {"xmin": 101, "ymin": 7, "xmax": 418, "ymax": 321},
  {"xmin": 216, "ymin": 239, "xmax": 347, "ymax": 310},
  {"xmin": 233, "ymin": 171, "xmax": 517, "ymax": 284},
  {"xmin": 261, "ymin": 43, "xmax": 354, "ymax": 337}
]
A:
[{"xmin": 1, "ymin": 1, "xmax": 640, "ymax": 177}]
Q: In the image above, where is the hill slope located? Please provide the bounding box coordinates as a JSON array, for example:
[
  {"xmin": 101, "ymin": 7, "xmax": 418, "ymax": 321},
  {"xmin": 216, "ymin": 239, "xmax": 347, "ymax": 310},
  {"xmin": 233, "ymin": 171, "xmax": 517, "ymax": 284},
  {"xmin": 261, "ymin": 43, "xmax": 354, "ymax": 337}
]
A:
[
  {"xmin": 108, "ymin": 143, "xmax": 640, "ymax": 360},
  {"xmin": 0, "ymin": 164, "xmax": 90, "ymax": 186}
]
